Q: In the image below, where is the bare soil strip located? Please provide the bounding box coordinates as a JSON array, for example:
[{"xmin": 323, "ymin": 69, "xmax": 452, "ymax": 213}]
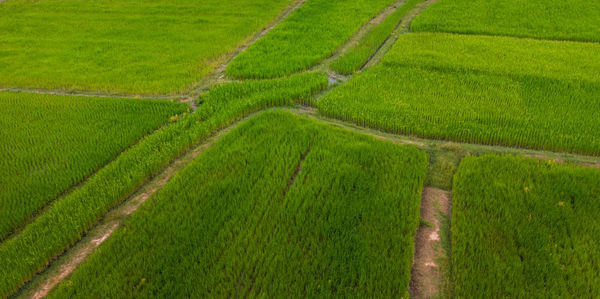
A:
[
  {"xmin": 16, "ymin": 115, "xmax": 257, "ymax": 299},
  {"xmin": 409, "ymin": 187, "xmax": 451, "ymax": 298}
]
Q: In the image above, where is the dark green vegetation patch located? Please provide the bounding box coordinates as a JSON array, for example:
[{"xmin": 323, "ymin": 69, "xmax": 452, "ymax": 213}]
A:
[
  {"xmin": 318, "ymin": 33, "xmax": 600, "ymax": 155},
  {"xmin": 0, "ymin": 92, "xmax": 187, "ymax": 241},
  {"xmin": 49, "ymin": 110, "xmax": 428, "ymax": 298},
  {"xmin": 452, "ymin": 155, "xmax": 600, "ymax": 298},
  {"xmin": 412, "ymin": 0, "xmax": 600, "ymax": 42}
]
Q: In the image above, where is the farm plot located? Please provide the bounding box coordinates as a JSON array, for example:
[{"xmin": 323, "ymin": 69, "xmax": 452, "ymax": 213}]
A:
[
  {"xmin": 411, "ymin": 0, "xmax": 600, "ymax": 42},
  {"xmin": 0, "ymin": 92, "xmax": 187, "ymax": 241},
  {"xmin": 452, "ymin": 155, "xmax": 600, "ymax": 297},
  {"xmin": 330, "ymin": 0, "xmax": 423, "ymax": 74},
  {"xmin": 48, "ymin": 110, "xmax": 427, "ymax": 298},
  {"xmin": 226, "ymin": 0, "xmax": 396, "ymax": 79},
  {"xmin": 0, "ymin": 0, "xmax": 294, "ymax": 94},
  {"xmin": 0, "ymin": 72, "xmax": 328, "ymax": 298},
  {"xmin": 318, "ymin": 33, "xmax": 600, "ymax": 155}
]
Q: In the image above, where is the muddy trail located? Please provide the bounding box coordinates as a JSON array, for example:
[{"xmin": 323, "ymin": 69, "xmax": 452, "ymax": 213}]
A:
[{"xmin": 409, "ymin": 187, "xmax": 451, "ymax": 298}]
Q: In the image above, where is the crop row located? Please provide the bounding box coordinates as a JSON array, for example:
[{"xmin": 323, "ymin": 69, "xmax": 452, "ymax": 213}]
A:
[
  {"xmin": 453, "ymin": 155, "xmax": 600, "ymax": 297},
  {"xmin": 226, "ymin": 0, "xmax": 396, "ymax": 79},
  {"xmin": 0, "ymin": 92, "xmax": 188, "ymax": 241},
  {"xmin": 412, "ymin": 0, "xmax": 600, "ymax": 42},
  {"xmin": 48, "ymin": 110, "xmax": 428, "ymax": 298},
  {"xmin": 0, "ymin": 72, "xmax": 328, "ymax": 298},
  {"xmin": 318, "ymin": 33, "xmax": 600, "ymax": 155}
]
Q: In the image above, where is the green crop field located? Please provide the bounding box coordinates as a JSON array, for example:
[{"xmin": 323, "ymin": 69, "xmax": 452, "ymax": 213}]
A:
[
  {"xmin": 0, "ymin": 92, "xmax": 187, "ymax": 241},
  {"xmin": 318, "ymin": 33, "xmax": 600, "ymax": 155},
  {"xmin": 4, "ymin": 0, "xmax": 600, "ymax": 297},
  {"xmin": 0, "ymin": 0, "xmax": 293, "ymax": 94},
  {"xmin": 412, "ymin": 0, "xmax": 600, "ymax": 42},
  {"xmin": 330, "ymin": 0, "xmax": 423, "ymax": 74},
  {"xmin": 226, "ymin": 0, "xmax": 395, "ymax": 79},
  {"xmin": 0, "ymin": 73, "xmax": 327, "ymax": 298},
  {"xmin": 452, "ymin": 155, "xmax": 600, "ymax": 297},
  {"xmin": 49, "ymin": 110, "xmax": 427, "ymax": 298}
]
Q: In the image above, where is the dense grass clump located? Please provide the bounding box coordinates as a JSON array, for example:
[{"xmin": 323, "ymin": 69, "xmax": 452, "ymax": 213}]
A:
[
  {"xmin": 452, "ymin": 155, "xmax": 600, "ymax": 297},
  {"xmin": 0, "ymin": 92, "xmax": 188, "ymax": 241},
  {"xmin": 226, "ymin": 0, "xmax": 395, "ymax": 79},
  {"xmin": 318, "ymin": 33, "xmax": 600, "ymax": 155},
  {"xmin": 411, "ymin": 0, "xmax": 600, "ymax": 42},
  {"xmin": 0, "ymin": 0, "xmax": 293, "ymax": 94},
  {"xmin": 330, "ymin": 0, "xmax": 423, "ymax": 74},
  {"xmin": 0, "ymin": 73, "xmax": 328, "ymax": 298},
  {"xmin": 49, "ymin": 110, "xmax": 428, "ymax": 298}
]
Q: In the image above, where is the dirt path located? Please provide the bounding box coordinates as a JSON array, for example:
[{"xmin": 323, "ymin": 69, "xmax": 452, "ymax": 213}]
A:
[
  {"xmin": 409, "ymin": 187, "xmax": 451, "ymax": 298},
  {"xmin": 17, "ymin": 118, "xmax": 249, "ymax": 299}
]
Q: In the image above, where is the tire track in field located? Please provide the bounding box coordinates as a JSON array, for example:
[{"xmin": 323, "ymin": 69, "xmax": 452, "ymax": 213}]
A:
[{"xmin": 17, "ymin": 113, "xmax": 260, "ymax": 299}]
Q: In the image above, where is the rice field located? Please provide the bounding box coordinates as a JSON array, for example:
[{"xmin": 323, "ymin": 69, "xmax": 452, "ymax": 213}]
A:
[
  {"xmin": 412, "ymin": 0, "xmax": 600, "ymax": 42},
  {"xmin": 0, "ymin": 0, "xmax": 294, "ymax": 94},
  {"xmin": 226, "ymin": 0, "xmax": 395, "ymax": 79},
  {"xmin": 48, "ymin": 110, "xmax": 428, "ymax": 298},
  {"xmin": 0, "ymin": 92, "xmax": 187, "ymax": 241},
  {"xmin": 330, "ymin": 0, "xmax": 423, "ymax": 74},
  {"xmin": 4, "ymin": 0, "xmax": 600, "ymax": 297},
  {"xmin": 318, "ymin": 33, "xmax": 600, "ymax": 155},
  {"xmin": 0, "ymin": 72, "xmax": 327, "ymax": 298},
  {"xmin": 452, "ymin": 155, "xmax": 600, "ymax": 297}
]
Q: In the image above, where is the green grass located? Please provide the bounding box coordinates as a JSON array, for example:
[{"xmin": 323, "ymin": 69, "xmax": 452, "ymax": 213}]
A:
[
  {"xmin": 49, "ymin": 110, "xmax": 428, "ymax": 298},
  {"xmin": 452, "ymin": 155, "xmax": 600, "ymax": 297},
  {"xmin": 330, "ymin": 0, "xmax": 423, "ymax": 74},
  {"xmin": 226, "ymin": 0, "xmax": 395, "ymax": 79},
  {"xmin": 412, "ymin": 0, "xmax": 600, "ymax": 42},
  {"xmin": 0, "ymin": 0, "xmax": 294, "ymax": 94},
  {"xmin": 318, "ymin": 33, "xmax": 600, "ymax": 155},
  {"xmin": 0, "ymin": 72, "xmax": 327, "ymax": 298},
  {"xmin": 0, "ymin": 92, "xmax": 188, "ymax": 241}
]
